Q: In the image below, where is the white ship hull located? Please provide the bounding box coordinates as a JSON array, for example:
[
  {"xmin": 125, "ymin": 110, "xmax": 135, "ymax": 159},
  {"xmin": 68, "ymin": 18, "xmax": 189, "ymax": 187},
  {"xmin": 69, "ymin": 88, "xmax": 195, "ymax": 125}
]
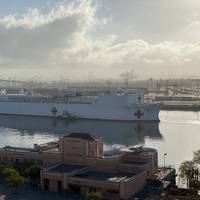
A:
[
  {"xmin": 0, "ymin": 91, "xmax": 160, "ymax": 121},
  {"xmin": 0, "ymin": 101, "xmax": 159, "ymax": 121}
]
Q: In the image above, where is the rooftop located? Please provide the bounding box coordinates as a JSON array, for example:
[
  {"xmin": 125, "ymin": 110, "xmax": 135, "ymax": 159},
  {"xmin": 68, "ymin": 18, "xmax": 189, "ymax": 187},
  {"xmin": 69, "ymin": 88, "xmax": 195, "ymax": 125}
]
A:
[
  {"xmin": 74, "ymin": 171, "xmax": 135, "ymax": 183},
  {"xmin": 2, "ymin": 146, "xmax": 38, "ymax": 153},
  {"xmin": 38, "ymin": 141, "xmax": 58, "ymax": 149},
  {"xmin": 47, "ymin": 164, "xmax": 87, "ymax": 173},
  {"xmin": 122, "ymin": 160, "xmax": 149, "ymax": 166},
  {"xmin": 120, "ymin": 146, "xmax": 157, "ymax": 155},
  {"xmin": 65, "ymin": 132, "xmax": 98, "ymax": 141}
]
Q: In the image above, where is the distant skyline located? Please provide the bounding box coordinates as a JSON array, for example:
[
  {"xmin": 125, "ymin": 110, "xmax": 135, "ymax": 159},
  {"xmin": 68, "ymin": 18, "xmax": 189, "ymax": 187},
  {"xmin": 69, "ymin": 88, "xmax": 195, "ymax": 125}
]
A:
[{"xmin": 0, "ymin": 0, "xmax": 200, "ymax": 81}]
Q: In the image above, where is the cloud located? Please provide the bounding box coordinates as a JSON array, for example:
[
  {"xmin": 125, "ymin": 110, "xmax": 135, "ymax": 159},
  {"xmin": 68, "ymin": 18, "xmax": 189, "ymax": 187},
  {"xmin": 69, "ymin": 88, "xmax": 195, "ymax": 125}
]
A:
[
  {"xmin": 63, "ymin": 38, "xmax": 200, "ymax": 79},
  {"xmin": 0, "ymin": 0, "xmax": 200, "ymax": 80},
  {"xmin": 0, "ymin": 0, "xmax": 96, "ymax": 70}
]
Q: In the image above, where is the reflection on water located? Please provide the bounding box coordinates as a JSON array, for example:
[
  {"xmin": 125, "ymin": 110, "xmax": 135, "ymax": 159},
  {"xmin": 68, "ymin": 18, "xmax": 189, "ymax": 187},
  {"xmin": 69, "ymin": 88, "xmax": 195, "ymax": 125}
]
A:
[
  {"xmin": 150, "ymin": 111, "xmax": 200, "ymax": 171},
  {"xmin": 1, "ymin": 111, "xmax": 200, "ymax": 173},
  {"xmin": 0, "ymin": 114, "xmax": 161, "ymax": 147}
]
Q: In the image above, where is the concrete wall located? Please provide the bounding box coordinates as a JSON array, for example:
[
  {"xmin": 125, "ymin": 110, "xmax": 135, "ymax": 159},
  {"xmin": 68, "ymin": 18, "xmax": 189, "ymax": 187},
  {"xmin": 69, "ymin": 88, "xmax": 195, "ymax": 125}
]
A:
[
  {"xmin": 61, "ymin": 136, "xmax": 103, "ymax": 164},
  {"xmin": 62, "ymin": 138, "xmax": 86, "ymax": 164},
  {"xmin": 42, "ymin": 166, "xmax": 90, "ymax": 191},
  {"xmin": 42, "ymin": 172, "xmax": 63, "ymax": 180},
  {"xmin": 119, "ymin": 162, "xmax": 153, "ymax": 179},
  {"xmin": 68, "ymin": 177, "xmax": 119, "ymax": 191},
  {"xmin": 42, "ymin": 172, "xmax": 63, "ymax": 192},
  {"xmin": 49, "ymin": 180, "xmax": 59, "ymax": 192},
  {"xmin": 121, "ymin": 150, "xmax": 158, "ymax": 179},
  {"xmin": 0, "ymin": 149, "xmax": 62, "ymax": 166},
  {"xmin": 120, "ymin": 171, "xmax": 147, "ymax": 200},
  {"xmin": 86, "ymin": 156, "xmax": 121, "ymax": 172}
]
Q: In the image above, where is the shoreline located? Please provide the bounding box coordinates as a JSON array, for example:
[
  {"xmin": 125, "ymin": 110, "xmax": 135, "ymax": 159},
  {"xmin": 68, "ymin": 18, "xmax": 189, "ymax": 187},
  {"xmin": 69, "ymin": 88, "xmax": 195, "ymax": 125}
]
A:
[{"xmin": 160, "ymin": 104, "xmax": 200, "ymax": 111}]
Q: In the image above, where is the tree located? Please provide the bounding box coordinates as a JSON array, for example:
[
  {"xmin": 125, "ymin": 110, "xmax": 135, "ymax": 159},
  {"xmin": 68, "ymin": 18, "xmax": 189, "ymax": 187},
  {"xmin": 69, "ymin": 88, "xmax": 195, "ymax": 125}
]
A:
[
  {"xmin": 179, "ymin": 161, "xmax": 197, "ymax": 189},
  {"xmin": 0, "ymin": 162, "xmax": 8, "ymax": 173},
  {"xmin": 85, "ymin": 191, "xmax": 101, "ymax": 200},
  {"xmin": 27, "ymin": 165, "xmax": 41, "ymax": 182},
  {"xmin": 193, "ymin": 150, "xmax": 200, "ymax": 165},
  {"xmin": 1, "ymin": 167, "xmax": 19, "ymax": 177},
  {"xmin": 17, "ymin": 160, "xmax": 32, "ymax": 176},
  {"xmin": 1, "ymin": 167, "xmax": 26, "ymax": 193},
  {"xmin": 5, "ymin": 173, "xmax": 26, "ymax": 193}
]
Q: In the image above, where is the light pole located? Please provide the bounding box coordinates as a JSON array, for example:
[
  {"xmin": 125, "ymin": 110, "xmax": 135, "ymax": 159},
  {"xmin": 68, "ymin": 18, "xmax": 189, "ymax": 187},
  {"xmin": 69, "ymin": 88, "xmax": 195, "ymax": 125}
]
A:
[{"xmin": 164, "ymin": 153, "xmax": 167, "ymax": 169}]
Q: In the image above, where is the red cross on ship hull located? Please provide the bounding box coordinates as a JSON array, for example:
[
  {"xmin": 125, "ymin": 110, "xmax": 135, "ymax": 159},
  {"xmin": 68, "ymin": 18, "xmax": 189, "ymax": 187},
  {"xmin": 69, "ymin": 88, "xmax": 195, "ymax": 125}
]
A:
[{"xmin": 134, "ymin": 110, "xmax": 144, "ymax": 119}]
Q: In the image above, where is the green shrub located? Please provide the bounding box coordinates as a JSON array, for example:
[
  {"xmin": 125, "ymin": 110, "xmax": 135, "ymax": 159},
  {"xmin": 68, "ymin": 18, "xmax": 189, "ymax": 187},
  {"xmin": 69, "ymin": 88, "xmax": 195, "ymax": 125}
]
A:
[
  {"xmin": 1, "ymin": 167, "xmax": 19, "ymax": 177},
  {"xmin": 0, "ymin": 163, "xmax": 9, "ymax": 173},
  {"xmin": 1, "ymin": 167, "xmax": 26, "ymax": 193},
  {"xmin": 85, "ymin": 191, "xmax": 101, "ymax": 200}
]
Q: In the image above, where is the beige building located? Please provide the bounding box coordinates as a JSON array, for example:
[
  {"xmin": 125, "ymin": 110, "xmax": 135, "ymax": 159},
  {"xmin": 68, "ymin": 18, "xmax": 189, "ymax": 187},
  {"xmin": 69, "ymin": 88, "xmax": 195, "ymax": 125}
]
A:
[{"xmin": 0, "ymin": 132, "xmax": 158, "ymax": 200}]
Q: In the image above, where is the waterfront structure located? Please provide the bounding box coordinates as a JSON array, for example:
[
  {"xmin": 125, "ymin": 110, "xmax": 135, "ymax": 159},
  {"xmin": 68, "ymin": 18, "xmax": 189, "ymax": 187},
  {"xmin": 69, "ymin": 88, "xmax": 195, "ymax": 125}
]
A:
[
  {"xmin": 0, "ymin": 133, "xmax": 158, "ymax": 199},
  {"xmin": 0, "ymin": 90, "xmax": 159, "ymax": 121}
]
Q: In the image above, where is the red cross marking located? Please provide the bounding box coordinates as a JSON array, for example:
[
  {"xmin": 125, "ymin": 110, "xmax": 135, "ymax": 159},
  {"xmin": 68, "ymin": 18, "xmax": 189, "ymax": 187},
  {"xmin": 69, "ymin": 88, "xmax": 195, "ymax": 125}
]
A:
[
  {"xmin": 51, "ymin": 106, "xmax": 58, "ymax": 115},
  {"xmin": 134, "ymin": 110, "xmax": 144, "ymax": 119}
]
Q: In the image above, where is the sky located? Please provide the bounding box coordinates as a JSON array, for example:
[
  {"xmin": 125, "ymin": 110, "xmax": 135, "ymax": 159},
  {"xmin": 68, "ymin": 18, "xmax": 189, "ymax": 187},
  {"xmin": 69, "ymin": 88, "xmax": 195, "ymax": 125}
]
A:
[{"xmin": 0, "ymin": 0, "xmax": 200, "ymax": 81}]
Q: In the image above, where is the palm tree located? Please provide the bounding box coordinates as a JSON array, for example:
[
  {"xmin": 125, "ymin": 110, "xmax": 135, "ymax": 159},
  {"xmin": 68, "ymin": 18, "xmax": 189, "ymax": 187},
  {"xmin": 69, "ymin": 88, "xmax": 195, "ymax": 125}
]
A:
[
  {"xmin": 193, "ymin": 150, "xmax": 200, "ymax": 165},
  {"xmin": 179, "ymin": 160, "xmax": 196, "ymax": 189}
]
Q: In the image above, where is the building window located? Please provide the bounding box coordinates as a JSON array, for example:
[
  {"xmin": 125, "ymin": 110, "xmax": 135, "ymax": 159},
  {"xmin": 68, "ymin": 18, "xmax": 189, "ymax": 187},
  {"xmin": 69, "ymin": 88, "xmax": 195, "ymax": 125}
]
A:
[
  {"xmin": 57, "ymin": 180, "xmax": 62, "ymax": 192},
  {"xmin": 44, "ymin": 179, "xmax": 49, "ymax": 192},
  {"xmin": 30, "ymin": 159, "xmax": 36, "ymax": 164},
  {"xmin": 89, "ymin": 188, "xmax": 96, "ymax": 192},
  {"xmin": 3, "ymin": 156, "xmax": 7, "ymax": 161},
  {"xmin": 37, "ymin": 160, "xmax": 43, "ymax": 165},
  {"xmin": 108, "ymin": 190, "xmax": 119, "ymax": 194},
  {"xmin": 15, "ymin": 159, "xmax": 19, "ymax": 165}
]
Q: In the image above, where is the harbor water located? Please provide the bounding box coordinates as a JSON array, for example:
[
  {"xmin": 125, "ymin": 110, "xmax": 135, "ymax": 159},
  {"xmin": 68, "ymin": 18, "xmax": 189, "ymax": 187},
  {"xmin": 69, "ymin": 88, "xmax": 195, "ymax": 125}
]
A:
[{"xmin": 0, "ymin": 111, "xmax": 199, "ymax": 176}]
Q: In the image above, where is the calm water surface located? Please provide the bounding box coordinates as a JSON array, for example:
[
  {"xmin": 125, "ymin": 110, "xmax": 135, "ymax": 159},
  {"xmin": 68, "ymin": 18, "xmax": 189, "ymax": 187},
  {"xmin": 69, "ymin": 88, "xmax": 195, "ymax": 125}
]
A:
[{"xmin": 0, "ymin": 111, "xmax": 200, "ymax": 173}]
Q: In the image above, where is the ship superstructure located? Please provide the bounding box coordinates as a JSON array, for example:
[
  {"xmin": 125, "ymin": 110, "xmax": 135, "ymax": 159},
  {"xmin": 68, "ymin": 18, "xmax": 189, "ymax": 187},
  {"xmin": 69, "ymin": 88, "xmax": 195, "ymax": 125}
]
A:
[{"xmin": 0, "ymin": 89, "xmax": 160, "ymax": 121}]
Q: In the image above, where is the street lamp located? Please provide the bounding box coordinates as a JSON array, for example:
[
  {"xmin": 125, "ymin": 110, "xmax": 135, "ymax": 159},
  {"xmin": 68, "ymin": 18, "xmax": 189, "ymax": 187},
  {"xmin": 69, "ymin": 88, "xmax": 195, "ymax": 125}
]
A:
[{"xmin": 164, "ymin": 153, "xmax": 167, "ymax": 169}]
